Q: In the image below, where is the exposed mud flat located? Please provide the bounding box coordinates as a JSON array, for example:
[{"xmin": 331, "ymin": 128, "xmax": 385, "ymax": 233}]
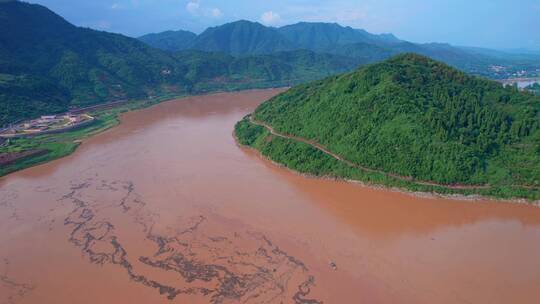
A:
[{"xmin": 1, "ymin": 89, "xmax": 540, "ymax": 303}]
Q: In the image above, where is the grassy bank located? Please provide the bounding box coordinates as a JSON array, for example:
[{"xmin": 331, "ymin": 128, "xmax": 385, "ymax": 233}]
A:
[
  {"xmin": 0, "ymin": 93, "xmax": 180, "ymax": 177},
  {"xmin": 235, "ymin": 116, "xmax": 540, "ymax": 202}
]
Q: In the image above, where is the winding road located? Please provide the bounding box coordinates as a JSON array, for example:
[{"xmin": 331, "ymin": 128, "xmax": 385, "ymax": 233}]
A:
[{"xmin": 249, "ymin": 115, "xmax": 496, "ymax": 191}]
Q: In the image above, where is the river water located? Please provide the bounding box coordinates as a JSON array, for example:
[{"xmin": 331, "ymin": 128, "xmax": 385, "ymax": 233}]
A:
[{"xmin": 1, "ymin": 89, "xmax": 540, "ymax": 304}]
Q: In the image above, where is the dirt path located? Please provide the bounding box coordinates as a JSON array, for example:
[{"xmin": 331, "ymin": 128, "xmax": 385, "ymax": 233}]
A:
[{"xmin": 249, "ymin": 116, "xmax": 494, "ymax": 190}]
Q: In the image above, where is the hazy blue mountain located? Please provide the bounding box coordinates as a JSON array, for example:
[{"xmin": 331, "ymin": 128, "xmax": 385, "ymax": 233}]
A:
[
  {"xmin": 278, "ymin": 22, "xmax": 400, "ymax": 50},
  {"xmin": 320, "ymin": 41, "xmax": 540, "ymax": 79},
  {"xmin": 138, "ymin": 30, "xmax": 197, "ymax": 52},
  {"xmin": 141, "ymin": 21, "xmax": 401, "ymax": 53},
  {"xmin": 460, "ymin": 46, "xmax": 540, "ymax": 62},
  {"xmin": 499, "ymin": 48, "xmax": 540, "ymax": 56},
  {"xmin": 139, "ymin": 20, "xmax": 540, "ymax": 79}
]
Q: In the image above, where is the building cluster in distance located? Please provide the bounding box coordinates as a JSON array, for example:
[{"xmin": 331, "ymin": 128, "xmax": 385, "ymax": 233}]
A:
[{"xmin": 0, "ymin": 113, "xmax": 94, "ymax": 138}]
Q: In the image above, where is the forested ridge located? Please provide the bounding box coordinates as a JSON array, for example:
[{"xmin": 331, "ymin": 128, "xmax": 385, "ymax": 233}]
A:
[
  {"xmin": 141, "ymin": 21, "xmax": 540, "ymax": 80},
  {"xmin": 237, "ymin": 54, "xmax": 540, "ymax": 199}
]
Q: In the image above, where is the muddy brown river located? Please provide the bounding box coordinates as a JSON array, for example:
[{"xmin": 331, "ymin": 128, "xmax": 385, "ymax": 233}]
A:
[{"xmin": 1, "ymin": 89, "xmax": 540, "ymax": 304}]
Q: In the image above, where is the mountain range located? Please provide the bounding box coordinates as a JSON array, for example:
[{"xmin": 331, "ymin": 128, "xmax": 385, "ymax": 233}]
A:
[
  {"xmin": 0, "ymin": 1, "xmax": 358, "ymax": 125},
  {"xmin": 140, "ymin": 20, "xmax": 540, "ymax": 79},
  {"xmin": 139, "ymin": 21, "xmax": 401, "ymax": 55},
  {"xmin": 1, "ymin": 0, "xmax": 540, "ymax": 126}
]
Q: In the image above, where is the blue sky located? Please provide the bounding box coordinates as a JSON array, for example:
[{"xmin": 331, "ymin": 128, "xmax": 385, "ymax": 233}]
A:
[{"xmin": 30, "ymin": 0, "xmax": 540, "ymax": 50}]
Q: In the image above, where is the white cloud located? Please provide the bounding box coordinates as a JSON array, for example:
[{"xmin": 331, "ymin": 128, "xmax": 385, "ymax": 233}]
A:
[
  {"xmin": 186, "ymin": 0, "xmax": 200, "ymax": 15},
  {"xmin": 110, "ymin": 3, "xmax": 121, "ymax": 10},
  {"xmin": 186, "ymin": 1, "xmax": 223, "ymax": 19},
  {"xmin": 211, "ymin": 8, "xmax": 223, "ymax": 18},
  {"xmin": 260, "ymin": 11, "xmax": 281, "ymax": 25}
]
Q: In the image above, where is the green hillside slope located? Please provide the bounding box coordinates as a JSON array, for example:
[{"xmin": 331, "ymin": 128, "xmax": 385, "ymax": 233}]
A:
[{"xmin": 237, "ymin": 54, "xmax": 540, "ymax": 200}]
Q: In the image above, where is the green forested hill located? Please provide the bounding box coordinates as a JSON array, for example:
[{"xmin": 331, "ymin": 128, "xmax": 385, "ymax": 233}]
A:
[
  {"xmin": 0, "ymin": 0, "xmax": 188, "ymax": 124},
  {"xmin": 237, "ymin": 54, "xmax": 540, "ymax": 199},
  {"xmin": 0, "ymin": 1, "xmax": 185, "ymax": 97},
  {"xmin": 0, "ymin": 1, "xmax": 359, "ymax": 125},
  {"xmin": 172, "ymin": 49, "xmax": 359, "ymax": 92},
  {"xmin": 0, "ymin": 74, "xmax": 70, "ymax": 124}
]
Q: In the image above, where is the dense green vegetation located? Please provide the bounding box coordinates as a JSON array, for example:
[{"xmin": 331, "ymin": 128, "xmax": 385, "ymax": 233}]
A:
[
  {"xmin": 236, "ymin": 54, "xmax": 540, "ymax": 200},
  {"xmin": 173, "ymin": 50, "xmax": 359, "ymax": 92},
  {"xmin": 0, "ymin": 1, "xmax": 359, "ymax": 125},
  {"xmin": 235, "ymin": 117, "xmax": 540, "ymax": 200},
  {"xmin": 0, "ymin": 73, "xmax": 70, "ymax": 124}
]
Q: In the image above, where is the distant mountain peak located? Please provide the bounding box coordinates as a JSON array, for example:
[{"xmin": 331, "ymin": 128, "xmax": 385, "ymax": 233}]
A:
[
  {"xmin": 138, "ymin": 30, "xmax": 197, "ymax": 52},
  {"xmin": 278, "ymin": 21, "xmax": 400, "ymax": 51},
  {"xmin": 191, "ymin": 20, "xmax": 293, "ymax": 55},
  {"xmin": 210, "ymin": 19, "xmax": 265, "ymax": 29}
]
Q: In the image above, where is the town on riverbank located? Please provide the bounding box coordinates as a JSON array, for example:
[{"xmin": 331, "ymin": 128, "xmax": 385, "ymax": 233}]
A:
[
  {"xmin": 0, "ymin": 113, "xmax": 95, "ymax": 138},
  {"xmin": 499, "ymin": 77, "xmax": 540, "ymax": 90}
]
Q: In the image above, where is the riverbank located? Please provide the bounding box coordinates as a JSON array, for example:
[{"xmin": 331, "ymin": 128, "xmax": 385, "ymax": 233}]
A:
[
  {"xmin": 0, "ymin": 93, "xmax": 182, "ymax": 177},
  {"xmin": 0, "ymin": 114, "xmax": 96, "ymax": 139},
  {"xmin": 500, "ymin": 77, "xmax": 540, "ymax": 88},
  {"xmin": 235, "ymin": 115, "xmax": 540, "ymax": 202},
  {"xmin": 0, "ymin": 88, "xmax": 288, "ymax": 177}
]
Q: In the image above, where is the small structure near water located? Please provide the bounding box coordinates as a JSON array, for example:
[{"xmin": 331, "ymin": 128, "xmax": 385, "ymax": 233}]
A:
[{"xmin": 0, "ymin": 113, "xmax": 95, "ymax": 138}]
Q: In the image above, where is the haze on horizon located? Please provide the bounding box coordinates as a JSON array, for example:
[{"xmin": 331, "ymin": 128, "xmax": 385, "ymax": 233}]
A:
[{"xmin": 28, "ymin": 0, "xmax": 540, "ymax": 51}]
